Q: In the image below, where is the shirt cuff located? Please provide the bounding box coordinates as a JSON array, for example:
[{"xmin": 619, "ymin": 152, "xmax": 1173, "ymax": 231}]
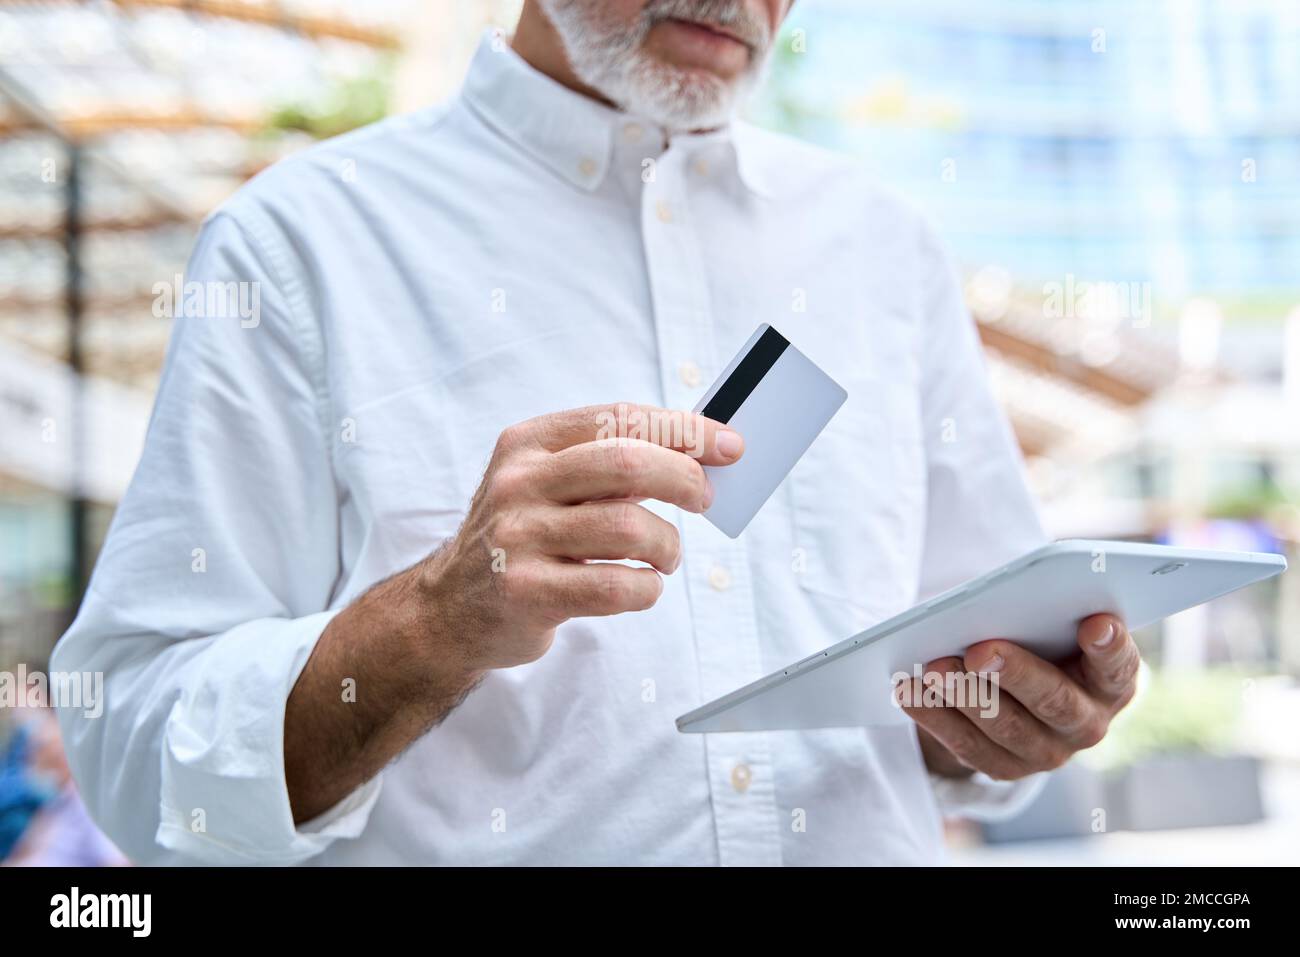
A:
[
  {"xmin": 154, "ymin": 609, "xmax": 383, "ymax": 864},
  {"xmin": 929, "ymin": 769, "xmax": 1048, "ymax": 821}
]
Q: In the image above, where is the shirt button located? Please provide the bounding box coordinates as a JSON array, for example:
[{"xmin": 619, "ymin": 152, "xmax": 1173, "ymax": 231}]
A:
[
  {"xmin": 623, "ymin": 123, "xmax": 644, "ymax": 142},
  {"xmin": 678, "ymin": 360, "xmax": 701, "ymax": 388},
  {"xmin": 577, "ymin": 157, "xmax": 598, "ymax": 179},
  {"xmin": 731, "ymin": 763, "xmax": 752, "ymax": 793},
  {"xmin": 655, "ymin": 199, "xmax": 673, "ymax": 223},
  {"xmin": 708, "ymin": 565, "xmax": 731, "ymax": 591},
  {"xmin": 692, "ymin": 157, "xmax": 710, "ymax": 176}
]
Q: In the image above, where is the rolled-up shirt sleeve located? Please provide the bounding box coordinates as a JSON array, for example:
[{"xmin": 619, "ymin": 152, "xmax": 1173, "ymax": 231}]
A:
[
  {"xmin": 914, "ymin": 221, "xmax": 1050, "ymax": 819},
  {"xmin": 52, "ymin": 208, "xmax": 380, "ymax": 864}
]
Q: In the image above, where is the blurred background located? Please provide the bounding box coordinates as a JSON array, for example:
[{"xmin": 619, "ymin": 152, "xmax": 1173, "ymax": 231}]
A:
[{"xmin": 0, "ymin": 0, "xmax": 1296, "ymax": 865}]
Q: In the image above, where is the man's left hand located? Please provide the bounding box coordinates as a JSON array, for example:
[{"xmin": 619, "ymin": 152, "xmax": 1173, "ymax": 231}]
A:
[{"xmin": 902, "ymin": 613, "xmax": 1141, "ymax": 780}]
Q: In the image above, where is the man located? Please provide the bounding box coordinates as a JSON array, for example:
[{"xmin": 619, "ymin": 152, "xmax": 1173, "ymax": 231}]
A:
[{"xmin": 54, "ymin": 0, "xmax": 1139, "ymax": 865}]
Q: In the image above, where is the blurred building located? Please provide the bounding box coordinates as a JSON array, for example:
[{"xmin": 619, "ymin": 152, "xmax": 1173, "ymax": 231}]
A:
[
  {"xmin": 757, "ymin": 0, "xmax": 1300, "ymax": 298},
  {"xmin": 0, "ymin": 0, "xmax": 424, "ymax": 664}
]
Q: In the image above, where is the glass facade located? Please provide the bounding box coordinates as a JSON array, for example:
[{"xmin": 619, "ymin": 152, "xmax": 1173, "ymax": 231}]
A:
[{"xmin": 753, "ymin": 0, "xmax": 1300, "ymax": 302}]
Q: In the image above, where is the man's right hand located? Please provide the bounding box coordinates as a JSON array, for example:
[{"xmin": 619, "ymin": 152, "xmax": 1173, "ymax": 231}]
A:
[
  {"xmin": 417, "ymin": 403, "xmax": 745, "ymax": 672},
  {"xmin": 285, "ymin": 403, "xmax": 743, "ymax": 823}
]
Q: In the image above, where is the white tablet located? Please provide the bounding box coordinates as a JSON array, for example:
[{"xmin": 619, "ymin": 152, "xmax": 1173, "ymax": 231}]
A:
[{"xmin": 675, "ymin": 539, "xmax": 1286, "ymax": 734}]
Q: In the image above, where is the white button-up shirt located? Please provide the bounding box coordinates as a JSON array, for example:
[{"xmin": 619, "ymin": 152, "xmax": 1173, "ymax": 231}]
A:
[{"xmin": 54, "ymin": 34, "xmax": 1047, "ymax": 866}]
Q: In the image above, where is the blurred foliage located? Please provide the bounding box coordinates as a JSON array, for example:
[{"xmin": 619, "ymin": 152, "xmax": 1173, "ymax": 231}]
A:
[
  {"xmin": 267, "ymin": 58, "xmax": 396, "ymax": 139},
  {"xmin": 1213, "ymin": 292, "xmax": 1300, "ymax": 326},
  {"xmin": 1087, "ymin": 667, "xmax": 1250, "ymax": 769},
  {"xmin": 30, "ymin": 573, "xmax": 73, "ymax": 610},
  {"xmin": 1206, "ymin": 482, "xmax": 1293, "ymax": 520},
  {"xmin": 765, "ymin": 35, "xmax": 808, "ymax": 134},
  {"xmin": 753, "ymin": 25, "xmax": 827, "ymax": 137}
]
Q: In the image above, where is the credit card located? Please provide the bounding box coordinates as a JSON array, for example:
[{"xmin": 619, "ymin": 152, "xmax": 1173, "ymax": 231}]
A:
[{"xmin": 694, "ymin": 324, "xmax": 847, "ymax": 538}]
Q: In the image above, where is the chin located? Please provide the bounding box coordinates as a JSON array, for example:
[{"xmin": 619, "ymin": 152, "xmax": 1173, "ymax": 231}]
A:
[{"xmin": 624, "ymin": 60, "xmax": 741, "ymax": 130}]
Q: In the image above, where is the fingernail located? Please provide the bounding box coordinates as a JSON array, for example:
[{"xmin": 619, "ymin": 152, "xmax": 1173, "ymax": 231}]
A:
[
  {"xmin": 1093, "ymin": 623, "xmax": 1116, "ymax": 649},
  {"xmin": 702, "ymin": 479, "xmax": 715, "ymax": 510},
  {"xmin": 715, "ymin": 428, "xmax": 743, "ymax": 461},
  {"xmin": 980, "ymin": 654, "xmax": 1004, "ymax": 673}
]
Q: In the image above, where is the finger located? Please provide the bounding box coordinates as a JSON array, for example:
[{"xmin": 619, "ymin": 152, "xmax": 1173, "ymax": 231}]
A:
[
  {"xmin": 1075, "ymin": 614, "xmax": 1141, "ymax": 706},
  {"xmin": 538, "ymin": 501, "xmax": 681, "ymax": 574},
  {"xmin": 541, "ymin": 562, "xmax": 664, "ymax": 618},
  {"xmin": 934, "ymin": 662, "xmax": 1071, "ymax": 770},
  {"xmin": 907, "ymin": 656, "xmax": 966, "ymax": 707},
  {"xmin": 901, "ymin": 700, "xmax": 1030, "ymax": 782},
  {"xmin": 964, "ymin": 641, "xmax": 1105, "ymax": 747},
  {"xmin": 524, "ymin": 403, "xmax": 744, "ymax": 465},
  {"xmin": 540, "ymin": 439, "xmax": 712, "ymax": 512}
]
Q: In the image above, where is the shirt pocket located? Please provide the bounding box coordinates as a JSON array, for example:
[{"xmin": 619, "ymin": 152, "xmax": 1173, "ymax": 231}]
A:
[
  {"xmin": 334, "ymin": 327, "xmax": 659, "ymax": 591},
  {"xmin": 334, "ymin": 378, "xmax": 477, "ymax": 590},
  {"xmin": 786, "ymin": 336, "xmax": 926, "ymax": 631}
]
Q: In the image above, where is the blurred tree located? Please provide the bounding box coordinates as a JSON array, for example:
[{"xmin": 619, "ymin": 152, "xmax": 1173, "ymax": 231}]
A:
[
  {"xmin": 1089, "ymin": 668, "xmax": 1247, "ymax": 770},
  {"xmin": 268, "ymin": 59, "xmax": 397, "ymax": 139}
]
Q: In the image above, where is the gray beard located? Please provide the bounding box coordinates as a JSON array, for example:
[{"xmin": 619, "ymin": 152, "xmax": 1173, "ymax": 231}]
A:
[{"xmin": 538, "ymin": 0, "xmax": 774, "ymax": 131}]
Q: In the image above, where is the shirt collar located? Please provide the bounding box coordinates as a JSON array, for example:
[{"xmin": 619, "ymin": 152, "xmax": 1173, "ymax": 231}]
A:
[{"xmin": 459, "ymin": 30, "xmax": 775, "ymax": 198}]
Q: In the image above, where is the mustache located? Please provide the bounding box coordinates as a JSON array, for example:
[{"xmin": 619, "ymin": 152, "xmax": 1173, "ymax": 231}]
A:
[{"xmin": 642, "ymin": 0, "xmax": 772, "ymax": 51}]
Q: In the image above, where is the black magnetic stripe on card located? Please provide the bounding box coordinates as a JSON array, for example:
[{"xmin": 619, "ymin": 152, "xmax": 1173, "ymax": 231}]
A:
[{"xmin": 699, "ymin": 326, "xmax": 790, "ymax": 424}]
